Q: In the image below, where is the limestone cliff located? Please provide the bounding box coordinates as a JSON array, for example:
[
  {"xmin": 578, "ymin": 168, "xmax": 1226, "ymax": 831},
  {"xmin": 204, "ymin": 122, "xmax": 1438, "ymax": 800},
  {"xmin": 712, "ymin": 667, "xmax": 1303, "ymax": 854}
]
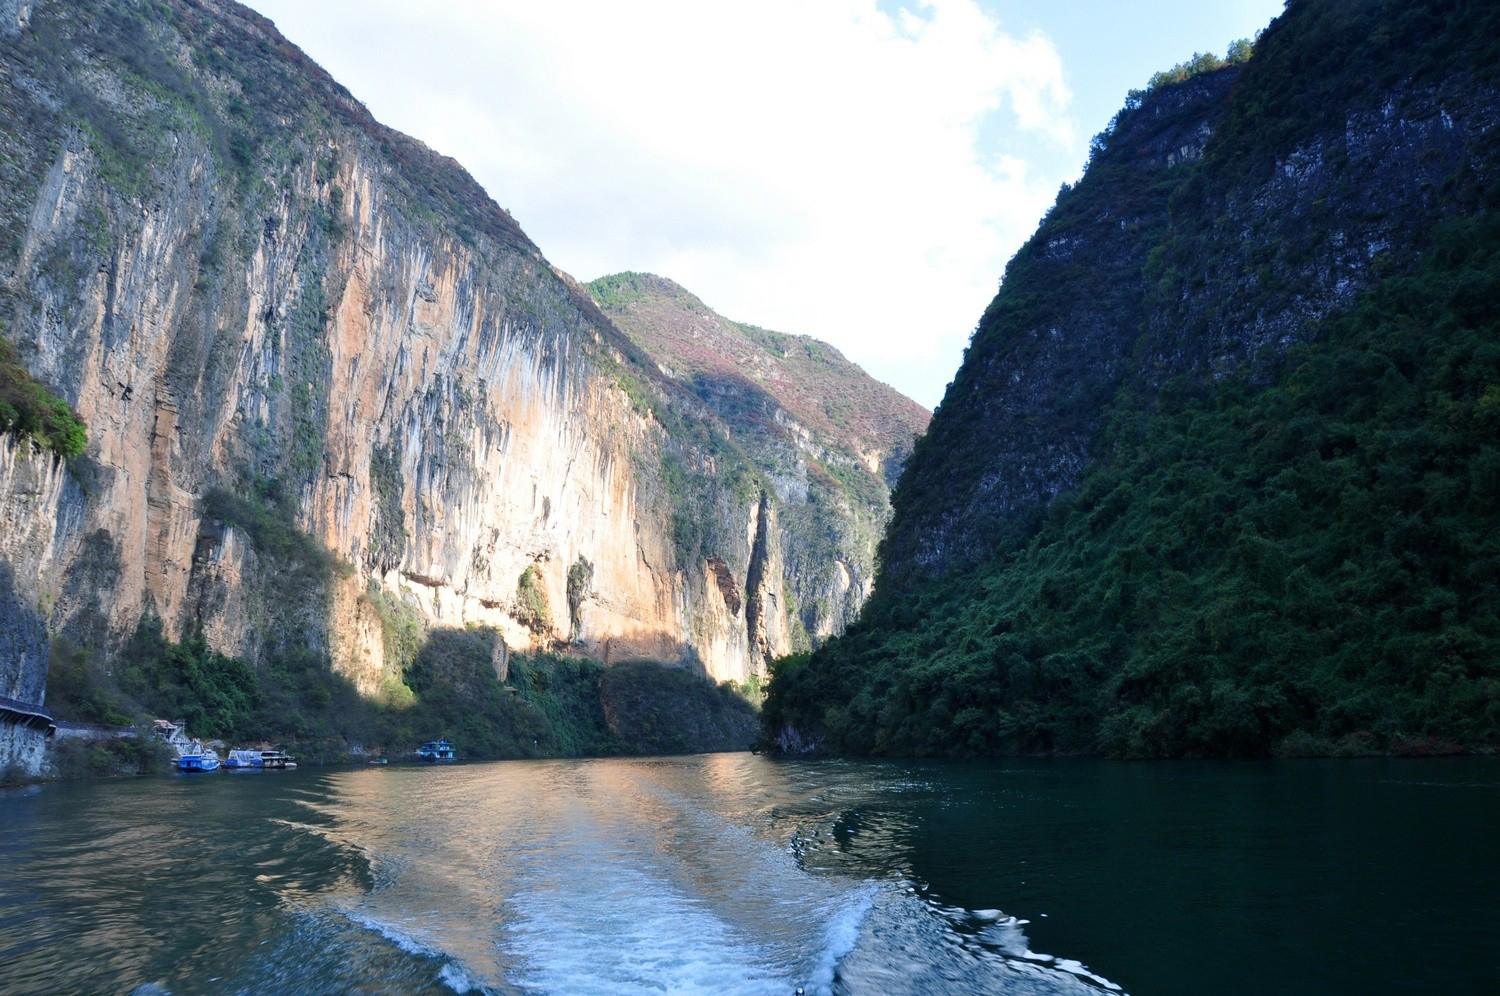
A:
[
  {"xmin": 0, "ymin": 0, "xmax": 910, "ymax": 722},
  {"xmin": 589, "ymin": 274, "xmax": 929, "ymax": 649}
]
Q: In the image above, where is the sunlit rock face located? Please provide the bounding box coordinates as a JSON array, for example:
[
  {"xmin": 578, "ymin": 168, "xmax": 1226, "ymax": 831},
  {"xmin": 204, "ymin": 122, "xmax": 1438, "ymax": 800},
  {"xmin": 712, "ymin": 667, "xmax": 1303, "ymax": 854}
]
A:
[
  {"xmin": 0, "ymin": 0, "xmax": 919, "ymax": 697},
  {"xmin": 588, "ymin": 273, "xmax": 930, "ymax": 664}
]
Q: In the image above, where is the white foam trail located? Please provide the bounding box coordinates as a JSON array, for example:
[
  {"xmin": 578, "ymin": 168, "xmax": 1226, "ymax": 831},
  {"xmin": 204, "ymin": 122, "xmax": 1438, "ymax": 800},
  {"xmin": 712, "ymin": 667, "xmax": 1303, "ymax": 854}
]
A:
[
  {"xmin": 342, "ymin": 910, "xmax": 442, "ymax": 959},
  {"xmin": 506, "ymin": 862, "xmax": 791, "ymax": 995},
  {"xmin": 438, "ymin": 962, "xmax": 484, "ymax": 994},
  {"xmin": 803, "ymin": 884, "xmax": 877, "ymax": 996},
  {"xmin": 972, "ymin": 910, "xmax": 1124, "ymax": 992},
  {"xmin": 341, "ymin": 909, "xmax": 488, "ymax": 994}
]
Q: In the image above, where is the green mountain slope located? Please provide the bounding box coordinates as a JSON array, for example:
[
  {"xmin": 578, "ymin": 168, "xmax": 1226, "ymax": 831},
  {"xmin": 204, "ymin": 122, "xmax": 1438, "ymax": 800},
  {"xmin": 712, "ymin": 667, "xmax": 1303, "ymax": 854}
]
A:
[{"xmin": 765, "ymin": 0, "xmax": 1500, "ymax": 758}]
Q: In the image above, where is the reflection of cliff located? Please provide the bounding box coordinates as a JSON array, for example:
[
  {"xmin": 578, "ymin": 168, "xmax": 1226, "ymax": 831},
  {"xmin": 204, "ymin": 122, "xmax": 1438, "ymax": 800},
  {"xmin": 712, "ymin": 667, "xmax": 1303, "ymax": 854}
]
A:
[{"xmin": 0, "ymin": 0, "xmax": 916, "ymax": 709}]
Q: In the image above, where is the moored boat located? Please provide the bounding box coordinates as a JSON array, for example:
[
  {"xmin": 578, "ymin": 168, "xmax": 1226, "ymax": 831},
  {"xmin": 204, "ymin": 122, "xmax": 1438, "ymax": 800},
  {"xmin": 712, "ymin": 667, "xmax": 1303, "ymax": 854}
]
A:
[
  {"xmin": 416, "ymin": 739, "xmax": 456, "ymax": 762},
  {"xmin": 259, "ymin": 750, "xmax": 297, "ymax": 769},
  {"xmin": 178, "ymin": 750, "xmax": 221, "ymax": 772},
  {"xmin": 223, "ymin": 749, "xmax": 262, "ymax": 769}
]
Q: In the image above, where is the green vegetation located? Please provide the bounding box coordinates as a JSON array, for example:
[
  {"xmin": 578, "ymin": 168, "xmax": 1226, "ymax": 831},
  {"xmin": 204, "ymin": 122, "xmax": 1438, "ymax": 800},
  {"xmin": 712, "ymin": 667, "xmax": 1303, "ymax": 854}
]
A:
[
  {"xmin": 59, "ymin": 611, "xmax": 757, "ymax": 762},
  {"xmin": 45, "ymin": 637, "xmax": 135, "ymax": 728},
  {"xmin": 0, "ymin": 334, "xmax": 87, "ymax": 457},
  {"xmin": 44, "ymin": 734, "xmax": 174, "ymax": 781},
  {"xmin": 1127, "ymin": 38, "xmax": 1254, "ymax": 105},
  {"xmin": 280, "ymin": 273, "xmax": 333, "ymax": 478},
  {"xmin": 368, "ymin": 438, "xmax": 408, "ymax": 571},
  {"xmin": 203, "ymin": 478, "xmax": 344, "ymax": 581},
  {"xmin": 566, "ymin": 555, "xmax": 594, "ymax": 635},
  {"xmin": 766, "ymin": 217, "xmax": 1500, "ymax": 758},
  {"xmin": 515, "ymin": 564, "xmax": 551, "ymax": 633},
  {"xmin": 118, "ymin": 616, "xmax": 260, "ymax": 739},
  {"xmin": 599, "ymin": 659, "xmax": 760, "ymax": 754},
  {"xmin": 769, "ymin": 0, "xmax": 1500, "ymax": 760},
  {"xmin": 402, "ymin": 630, "xmax": 572, "ymax": 756},
  {"xmin": 362, "ymin": 581, "xmax": 421, "ymax": 706},
  {"xmin": 1205, "ymin": 0, "xmax": 1500, "ymax": 191}
]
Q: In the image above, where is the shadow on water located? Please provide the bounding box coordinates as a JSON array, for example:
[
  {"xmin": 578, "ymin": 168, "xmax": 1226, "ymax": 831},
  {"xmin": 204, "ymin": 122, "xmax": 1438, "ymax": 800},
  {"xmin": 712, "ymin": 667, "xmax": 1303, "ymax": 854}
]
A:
[{"xmin": 766, "ymin": 756, "xmax": 1500, "ymax": 995}]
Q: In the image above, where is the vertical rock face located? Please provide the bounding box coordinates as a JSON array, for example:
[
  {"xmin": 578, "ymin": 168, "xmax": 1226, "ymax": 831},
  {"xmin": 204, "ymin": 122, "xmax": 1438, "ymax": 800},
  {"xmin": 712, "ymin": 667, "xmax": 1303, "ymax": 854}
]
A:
[
  {"xmin": 0, "ymin": 437, "xmax": 82, "ymax": 703},
  {"xmin": 0, "ymin": 437, "xmax": 74, "ymax": 774},
  {"xmin": 589, "ymin": 273, "xmax": 930, "ymax": 657},
  {"xmin": 0, "ymin": 0, "xmax": 916, "ymax": 711}
]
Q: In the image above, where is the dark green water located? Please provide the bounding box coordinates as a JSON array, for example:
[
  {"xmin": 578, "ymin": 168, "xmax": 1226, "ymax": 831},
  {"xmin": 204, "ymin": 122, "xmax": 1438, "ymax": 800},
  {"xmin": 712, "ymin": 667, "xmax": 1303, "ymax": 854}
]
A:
[{"xmin": 0, "ymin": 755, "xmax": 1495, "ymax": 994}]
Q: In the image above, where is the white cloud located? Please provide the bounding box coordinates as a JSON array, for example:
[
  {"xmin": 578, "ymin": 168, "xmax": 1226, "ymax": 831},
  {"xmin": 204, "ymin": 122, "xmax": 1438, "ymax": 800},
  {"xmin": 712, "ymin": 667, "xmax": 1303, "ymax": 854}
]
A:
[{"xmin": 247, "ymin": 0, "xmax": 1078, "ymax": 407}]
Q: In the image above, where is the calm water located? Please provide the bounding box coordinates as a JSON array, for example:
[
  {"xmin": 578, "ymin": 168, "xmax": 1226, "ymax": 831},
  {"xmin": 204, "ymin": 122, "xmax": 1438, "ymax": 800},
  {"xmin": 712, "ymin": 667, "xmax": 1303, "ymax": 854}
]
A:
[{"xmin": 1, "ymin": 755, "xmax": 1496, "ymax": 994}]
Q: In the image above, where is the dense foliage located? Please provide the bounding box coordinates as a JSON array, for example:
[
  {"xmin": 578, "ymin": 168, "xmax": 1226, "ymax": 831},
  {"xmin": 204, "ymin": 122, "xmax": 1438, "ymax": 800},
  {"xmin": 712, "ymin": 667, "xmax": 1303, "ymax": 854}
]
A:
[
  {"xmin": 1206, "ymin": 0, "xmax": 1500, "ymax": 192},
  {"xmin": 766, "ymin": 218, "xmax": 1500, "ymax": 758},
  {"xmin": 0, "ymin": 334, "xmax": 87, "ymax": 457},
  {"xmin": 203, "ymin": 479, "xmax": 346, "ymax": 580},
  {"xmin": 764, "ymin": 0, "xmax": 1499, "ymax": 760},
  {"xmin": 53, "ymin": 616, "xmax": 759, "ymax": 761},
  {"xmin": 117, "ymin": 616, "xmax": 261, "ymax": 740},
  {"xmin": 599, "ymin": 659, "xmax": 760, "ymax": 754}
]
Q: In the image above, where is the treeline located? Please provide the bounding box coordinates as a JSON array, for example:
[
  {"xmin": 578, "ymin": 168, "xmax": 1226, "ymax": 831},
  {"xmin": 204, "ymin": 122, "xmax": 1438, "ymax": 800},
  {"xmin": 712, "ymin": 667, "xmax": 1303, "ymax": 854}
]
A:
[
  {"xmin": 1129, "ymin": 37, "xmax": 1254, "ymax": 103},
  {"xmin": 49, "ymin": 617, "xmax": 758, "ymax": 761},
  {"xmin": 765, "ymin": 217, "xmax": 1500, "ymax": 758}
]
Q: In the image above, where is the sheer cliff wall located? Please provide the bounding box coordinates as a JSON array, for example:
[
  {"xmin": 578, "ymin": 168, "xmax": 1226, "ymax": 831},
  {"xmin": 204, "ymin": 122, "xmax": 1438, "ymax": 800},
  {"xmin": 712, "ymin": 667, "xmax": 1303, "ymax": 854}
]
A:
[{"xmin": 0, "ymin": 0, "xmax": 854, "ymax": 705}]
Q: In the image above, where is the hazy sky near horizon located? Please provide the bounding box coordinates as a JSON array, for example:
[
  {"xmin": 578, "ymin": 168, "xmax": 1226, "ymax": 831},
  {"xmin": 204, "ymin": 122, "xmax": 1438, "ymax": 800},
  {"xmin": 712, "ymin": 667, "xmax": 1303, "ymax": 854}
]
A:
[{"xmin": 245, "ymin": 0, "xmax": 1285, "ymax": 409}]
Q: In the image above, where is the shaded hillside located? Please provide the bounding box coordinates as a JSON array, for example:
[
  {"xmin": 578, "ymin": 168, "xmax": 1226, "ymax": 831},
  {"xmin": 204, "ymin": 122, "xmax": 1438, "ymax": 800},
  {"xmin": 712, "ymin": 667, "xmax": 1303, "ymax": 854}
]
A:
[
  {"xmin": 592, "ymin": 273, "xmax": 930, "ymax": 647},
  {"xmin": 765, "ymin": 0, "xmax": 1500, "ymax": 758}
]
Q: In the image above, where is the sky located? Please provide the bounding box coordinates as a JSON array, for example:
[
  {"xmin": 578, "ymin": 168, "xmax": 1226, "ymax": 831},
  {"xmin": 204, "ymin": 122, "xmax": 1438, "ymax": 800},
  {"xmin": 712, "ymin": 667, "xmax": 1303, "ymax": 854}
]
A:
[{"xmin": 245, "ymin": 1, "xmax": 1286, "ymax": 409}]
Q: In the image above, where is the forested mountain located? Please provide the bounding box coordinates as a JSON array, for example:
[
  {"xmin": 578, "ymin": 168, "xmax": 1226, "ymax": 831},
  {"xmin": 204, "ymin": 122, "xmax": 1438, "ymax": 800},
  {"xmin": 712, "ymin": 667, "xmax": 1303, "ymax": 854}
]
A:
[{"xmin": 765, "ymin": 0, "xmax": 1500, "ymax": 758}]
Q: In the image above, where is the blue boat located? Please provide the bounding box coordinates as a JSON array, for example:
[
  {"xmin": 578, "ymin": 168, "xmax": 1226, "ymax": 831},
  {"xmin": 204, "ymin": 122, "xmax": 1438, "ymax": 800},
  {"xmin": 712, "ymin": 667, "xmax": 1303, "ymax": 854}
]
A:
[
  {"xmin": 178, "ymin": 751, "xmax": 221, "ymax": 772},
  {"xmin": 416, "ymin": 739, "xmax": 456, "ymax": 762}
]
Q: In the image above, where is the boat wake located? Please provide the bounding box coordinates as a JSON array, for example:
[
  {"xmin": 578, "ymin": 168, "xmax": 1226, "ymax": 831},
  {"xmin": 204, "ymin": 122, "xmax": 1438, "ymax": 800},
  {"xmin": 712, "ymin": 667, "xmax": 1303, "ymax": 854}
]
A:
[{"xmin": 265, "ymin": 759, "xmax": 1126, "ymax": 994}]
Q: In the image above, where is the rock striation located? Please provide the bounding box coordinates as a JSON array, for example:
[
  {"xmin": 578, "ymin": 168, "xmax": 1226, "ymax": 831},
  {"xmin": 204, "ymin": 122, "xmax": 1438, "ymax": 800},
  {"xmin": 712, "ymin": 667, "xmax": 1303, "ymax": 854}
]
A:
[
  {"xmin": 0, "ymin": 0, "xmax": 923, "ymax": 742},
  {"xmin": 589, "ymin": 273, "xmax": 929, "ymax": 650}
]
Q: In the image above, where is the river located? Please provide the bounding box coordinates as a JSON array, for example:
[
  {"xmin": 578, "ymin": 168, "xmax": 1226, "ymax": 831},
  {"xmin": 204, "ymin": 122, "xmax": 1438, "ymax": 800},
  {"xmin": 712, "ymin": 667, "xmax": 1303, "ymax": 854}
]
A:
[{"xmin": 1, "ymin": 754, "xmax": 1495, "ymax": 994}]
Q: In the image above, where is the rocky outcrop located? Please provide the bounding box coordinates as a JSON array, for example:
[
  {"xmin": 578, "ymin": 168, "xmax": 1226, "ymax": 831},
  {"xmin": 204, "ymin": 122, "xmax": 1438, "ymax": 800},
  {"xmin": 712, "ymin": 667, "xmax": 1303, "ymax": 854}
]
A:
[
  {"xmin": 0, "ymin": 437, "xmax": 76, "ymax": 773},
  {"xmin": 590, "ymin": 273, "xmax": 928, "ymax": 649},
  {"xmin": 0, "ymin": 0, "xmax": 916, "ymax": 712}
]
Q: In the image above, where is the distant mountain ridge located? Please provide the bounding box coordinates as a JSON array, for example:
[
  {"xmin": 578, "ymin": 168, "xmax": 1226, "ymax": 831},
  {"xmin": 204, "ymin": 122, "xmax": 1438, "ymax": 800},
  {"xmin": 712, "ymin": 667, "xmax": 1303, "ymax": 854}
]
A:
[
  {"xmin": 590, "ymin": 273, "xmax": 928, "ymax": 487},
  {"xmin": 591, "ymin": 272, "xmax": 929, "ymax": 650}
]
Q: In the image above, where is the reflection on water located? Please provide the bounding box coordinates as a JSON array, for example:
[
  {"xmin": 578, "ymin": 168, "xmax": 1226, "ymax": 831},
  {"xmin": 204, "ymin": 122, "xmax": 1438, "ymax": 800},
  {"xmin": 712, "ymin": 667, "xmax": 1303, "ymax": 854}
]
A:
[{"xmin": 1, "ymin": 755, "xmax": 1496, "ymax": 994}]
